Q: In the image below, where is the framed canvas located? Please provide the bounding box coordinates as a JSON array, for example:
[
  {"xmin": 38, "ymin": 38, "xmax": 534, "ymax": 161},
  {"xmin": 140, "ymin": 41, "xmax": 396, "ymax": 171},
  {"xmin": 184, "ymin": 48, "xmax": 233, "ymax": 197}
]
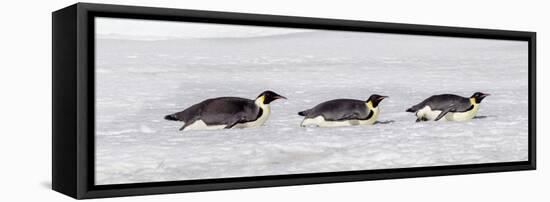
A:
[{"xmin": 52, "ymin": 3, "xmax": 536, "ymax": 199}]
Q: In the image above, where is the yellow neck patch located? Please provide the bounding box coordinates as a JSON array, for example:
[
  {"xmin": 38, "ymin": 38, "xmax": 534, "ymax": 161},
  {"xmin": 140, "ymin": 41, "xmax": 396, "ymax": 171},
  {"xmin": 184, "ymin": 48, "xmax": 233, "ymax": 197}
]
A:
[
  {"xmin": 255, "ymin": 95, "xmax": 265, "ymax": 105},
  {"xmin": 469, "ymin": 97, "xmax": 477, "ymax": 105},
  {"xmin": 367, "ymin": 100, "xmax": 374, "ymax": 109}
]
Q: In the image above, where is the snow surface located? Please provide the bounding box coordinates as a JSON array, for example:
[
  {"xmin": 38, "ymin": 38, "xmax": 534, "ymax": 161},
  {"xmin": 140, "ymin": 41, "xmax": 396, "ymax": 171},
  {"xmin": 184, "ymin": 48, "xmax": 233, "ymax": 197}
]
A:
[{"xmin": 95, "ymin": 30, "xmax": 528, "ymax": 185}]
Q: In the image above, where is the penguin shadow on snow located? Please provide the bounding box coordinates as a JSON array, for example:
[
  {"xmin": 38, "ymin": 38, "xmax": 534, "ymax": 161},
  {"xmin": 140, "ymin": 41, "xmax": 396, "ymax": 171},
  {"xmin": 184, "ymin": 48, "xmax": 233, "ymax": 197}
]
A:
[
  {"xmin": 374, "ymin": 120, "xmax": 395, "ymax": 125},
  {"xmin": 472, "ymin": 115, "xmax": 491, "ymax": 119}
]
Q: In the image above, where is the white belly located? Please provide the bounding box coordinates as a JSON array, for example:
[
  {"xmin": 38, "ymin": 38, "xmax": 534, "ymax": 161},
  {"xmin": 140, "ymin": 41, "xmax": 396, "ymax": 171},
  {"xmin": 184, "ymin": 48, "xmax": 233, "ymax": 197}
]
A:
[
  {"xmin": 416, "ymin": 105, "xmax": 479, "ymax": 121},
  {"xmin": 183, "ymin": 120, "xmax": 226, "ymax": 131}
]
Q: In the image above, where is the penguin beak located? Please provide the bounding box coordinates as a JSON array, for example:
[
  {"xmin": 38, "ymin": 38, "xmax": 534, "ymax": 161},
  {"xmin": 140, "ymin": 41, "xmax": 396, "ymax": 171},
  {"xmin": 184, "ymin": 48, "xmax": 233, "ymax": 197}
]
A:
[
  {"xmin": 377, "ymin": 96, "xmax": 388, "ymax": 101},
  {"xmin": 274, "ymin": 95, "xmax": 287, "ymax": 100},
  {"xmin": 480, "ymin": 93, "xmax": 490, "ymax": 98}
]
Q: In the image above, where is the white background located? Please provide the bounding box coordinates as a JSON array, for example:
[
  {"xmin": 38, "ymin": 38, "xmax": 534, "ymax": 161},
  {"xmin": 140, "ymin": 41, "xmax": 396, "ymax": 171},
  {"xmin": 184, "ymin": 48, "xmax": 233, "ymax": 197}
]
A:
[{"xmin": 0, "ymin": 0, "xmax": 547, "ymax": 201}]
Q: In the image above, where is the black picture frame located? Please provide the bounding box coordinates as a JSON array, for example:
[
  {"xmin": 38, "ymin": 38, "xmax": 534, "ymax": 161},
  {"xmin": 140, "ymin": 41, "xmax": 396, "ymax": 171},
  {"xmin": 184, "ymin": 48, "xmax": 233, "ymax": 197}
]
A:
[{"xmin": 52, "ymin": 3, "xmax": 536, "ymax": 199}]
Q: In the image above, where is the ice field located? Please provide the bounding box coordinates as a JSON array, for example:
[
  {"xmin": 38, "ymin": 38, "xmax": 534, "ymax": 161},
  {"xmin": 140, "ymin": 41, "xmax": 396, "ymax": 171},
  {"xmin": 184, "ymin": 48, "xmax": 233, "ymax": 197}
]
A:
[{"xmin": 95, "ymin": 30, "xmax": 528, "ymax": 185}]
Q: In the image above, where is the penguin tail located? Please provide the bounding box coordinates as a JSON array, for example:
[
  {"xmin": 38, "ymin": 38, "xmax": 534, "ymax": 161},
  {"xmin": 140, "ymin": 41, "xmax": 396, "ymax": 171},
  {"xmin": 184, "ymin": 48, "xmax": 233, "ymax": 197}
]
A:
[
  {"xmin": 405, "ymin": 108, "xmax": 416, "ymax": 113},
  {"xmin": 164, "ymin": 114, "xmax": 179, "ymax": 121},
  {"xmin": 298, "ymin": 111, "xmax": 307, "ymax": 116}
]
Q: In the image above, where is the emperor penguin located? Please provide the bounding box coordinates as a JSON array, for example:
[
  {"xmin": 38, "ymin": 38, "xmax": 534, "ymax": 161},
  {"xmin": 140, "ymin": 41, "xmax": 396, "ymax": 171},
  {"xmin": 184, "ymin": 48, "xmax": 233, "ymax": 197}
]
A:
[
  {"xmin": 164, "ymin": 90, "xmax": 286, "ymax": 131},
  {"xmin": 406, "ymin": 92, "xmax": 490, "ymax": 122},
  {"xmin": 298, "ymin": 94, "xmax": 388, "ymax": 127}
]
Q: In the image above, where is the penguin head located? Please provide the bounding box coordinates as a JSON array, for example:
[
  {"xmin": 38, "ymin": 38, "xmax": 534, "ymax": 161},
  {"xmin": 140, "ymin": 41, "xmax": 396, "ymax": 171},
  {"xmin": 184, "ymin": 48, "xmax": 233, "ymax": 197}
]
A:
[
  {"xmin": 367, "ymin": 94, "xmax": 388, "ymax": 108},
  {"xmin": 257, "ymin": 90, "xmax": 287, "ymax": 104},
  {"xmin": 471, "ymin": 92, "xmax": 490, "ymax": 104}
]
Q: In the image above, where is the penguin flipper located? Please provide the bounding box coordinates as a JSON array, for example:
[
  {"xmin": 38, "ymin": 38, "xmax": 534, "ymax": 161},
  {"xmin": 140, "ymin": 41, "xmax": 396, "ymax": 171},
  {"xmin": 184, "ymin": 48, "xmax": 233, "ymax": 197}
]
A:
[
  {"xmin": 179, "ymin": 119, "xmax": 196, "ymax": 131},
  {"xmin": 223, "ymin": 114, "xmax": 247, "ymax": 129},
  {"xmin": 434, "ymin": 107, "xmax": 455, "ymax": 121},
  {"xmin": 179, "ymin": 124, "xmax": 187, "ymax": 131},
  {"xmin": 224, "ymin": 121, "xmax": 239, "ymax": 129},
  {"xmin": 335, "ymin": 112, "xmax": 362, "ymax": 121}
]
